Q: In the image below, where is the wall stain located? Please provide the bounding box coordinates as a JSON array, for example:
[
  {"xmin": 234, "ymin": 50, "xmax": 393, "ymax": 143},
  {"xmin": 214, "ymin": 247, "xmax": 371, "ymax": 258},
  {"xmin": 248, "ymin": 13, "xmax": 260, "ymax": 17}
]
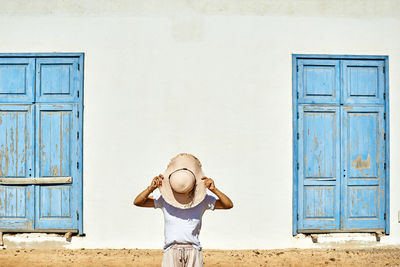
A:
[
  {"xmin": 0, "ymin": 0, "xmax": 399, "ymax": 19},
  {"xmin": 4, "ymin": 238, "xmax": 67, "ymax": 249}
]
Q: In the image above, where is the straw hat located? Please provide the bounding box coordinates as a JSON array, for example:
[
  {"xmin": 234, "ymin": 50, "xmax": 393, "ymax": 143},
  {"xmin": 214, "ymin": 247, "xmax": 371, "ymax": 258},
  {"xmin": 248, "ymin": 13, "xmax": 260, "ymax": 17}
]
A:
[{"xmin": 159, "ymin": 153, "xmax": 207, "ymax": 209}]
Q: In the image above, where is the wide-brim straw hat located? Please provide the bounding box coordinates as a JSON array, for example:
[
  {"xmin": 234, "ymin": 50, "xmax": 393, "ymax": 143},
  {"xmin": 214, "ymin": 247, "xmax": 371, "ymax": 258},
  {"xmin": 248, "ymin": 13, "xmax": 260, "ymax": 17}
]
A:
[{"xmin": 159, "ymin": 153, "xmax": 207, "ymax": 209}]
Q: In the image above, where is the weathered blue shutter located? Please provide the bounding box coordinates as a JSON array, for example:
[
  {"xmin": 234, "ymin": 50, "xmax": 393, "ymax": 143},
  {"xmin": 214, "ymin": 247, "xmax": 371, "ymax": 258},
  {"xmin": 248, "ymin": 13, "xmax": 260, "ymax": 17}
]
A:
[
  {"xmin": 34, "ymin": 104, "xmax": 79, "ymax": 230},
  {"xmin": 0, "ymin": 58, "xmax": 35, "ymax": 230},
  {"xmin": 295, "ymin": 56, "xmax": 387, "ymax": 234},
  {"xmin": 341, "ymin": 106, "xmax": 385, "ymax": 230},
  {"xmin": 298, "ymin": 105, "xmax": 340, "ymax": 230},
  {"xmin": 0, "ymin": 105, "xmax": 35, "ymax": 230},
  {"xmin": 34, "ymin": 57, "xmax": 80, "ymax": 230},
  {"xmin": 0, "ymin": 54, "xmax": 82, "ymax": 233},
  {"xmin": 341, "ymin": 60, "xmax": 385, "ymax": 230}
]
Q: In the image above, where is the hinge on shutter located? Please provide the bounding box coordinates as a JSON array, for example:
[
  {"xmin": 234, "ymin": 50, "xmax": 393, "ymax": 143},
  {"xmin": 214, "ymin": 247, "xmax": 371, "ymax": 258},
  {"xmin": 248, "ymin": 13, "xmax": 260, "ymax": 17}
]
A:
[
  {"xmin": 297, "ymin": 133, "xmax": 299, "ymax": 139},
  {"xmin": 384, "ymin": 163, "xmax": 386, "ymax": 170},
  {"xmin": 77, "ymin": 131, "xmax": 79, "ymax": 140},
  {"xmin": 297, "ymin": 112, "xmax": 299, "ymax": 119},
  {"xmin": 383, "ymin": 66, "xmax": 385, "ymax": 73},
  {"xmin": 297, "ymin": 162, "xmax": 299, "ymax": 170},
  {"xmin": 77, "ymin": 91, "xmax": 80, "ymax": 98},
  {"xmin": 383, "ymin": 93, "xmax": 386, "ymax": 100},
  {"xmin": 384, "ymin": 213, "xmax": 386, "ymax": 220},
  {"xmin": 297, "ymin": 92, "xmax": 299, "ymax": 99},
  {"xmin": 77, "ymin": 162, "xmax": 79, "ymax": 169},
  {"xmin": 384, "ymin": 113, "xmax": 386, "ymax": 120},
  {"xmin": 78, "ymin": 63, "xmax": 80, "ymax": 71},
  {"xmin": 76, "ymin": 211, "xmax": 79, "ymax": 221},
  {"xmin": 77, "ymin": 111, "xmax": 79, "ymax": 118},
  {"xmin": 384, "ymin": 133, "xmax": 386, "ymax": 140},
  {"xmin": 297, "ymin": 214, "xmax": 299, "ymax": 221},
  {"xmin": 297, "ymin": 65, "xmax": 299, "ymax": 72}
]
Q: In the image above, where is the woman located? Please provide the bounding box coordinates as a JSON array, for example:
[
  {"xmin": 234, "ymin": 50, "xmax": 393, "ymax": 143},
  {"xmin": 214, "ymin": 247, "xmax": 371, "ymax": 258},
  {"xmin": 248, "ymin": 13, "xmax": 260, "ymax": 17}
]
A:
[{"xmin": 134, "ymin": 153, "xmax": 233, "ymax": 267}]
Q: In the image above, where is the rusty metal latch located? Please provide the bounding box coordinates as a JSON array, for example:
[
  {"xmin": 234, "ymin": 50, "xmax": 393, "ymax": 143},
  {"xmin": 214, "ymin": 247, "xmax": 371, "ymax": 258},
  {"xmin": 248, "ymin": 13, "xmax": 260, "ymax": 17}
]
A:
[{"xmin": 0, "ymin": 177, "xmax": 72, "ymax": 185}]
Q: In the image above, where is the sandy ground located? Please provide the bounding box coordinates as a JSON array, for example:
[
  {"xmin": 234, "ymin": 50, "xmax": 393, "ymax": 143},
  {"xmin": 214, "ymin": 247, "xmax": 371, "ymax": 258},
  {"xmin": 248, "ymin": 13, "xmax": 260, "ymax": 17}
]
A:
[{"xmin": 0, "ymin": 247, "xmax": 399, "ymax": 266}]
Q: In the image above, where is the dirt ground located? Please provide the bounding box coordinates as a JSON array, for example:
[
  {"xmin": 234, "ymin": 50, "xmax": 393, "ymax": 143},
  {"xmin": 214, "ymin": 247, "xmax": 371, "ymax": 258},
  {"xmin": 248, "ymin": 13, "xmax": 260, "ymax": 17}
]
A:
[{"xmin": 0, "ymin": 247, "xmax": 399, "ymax": 266}]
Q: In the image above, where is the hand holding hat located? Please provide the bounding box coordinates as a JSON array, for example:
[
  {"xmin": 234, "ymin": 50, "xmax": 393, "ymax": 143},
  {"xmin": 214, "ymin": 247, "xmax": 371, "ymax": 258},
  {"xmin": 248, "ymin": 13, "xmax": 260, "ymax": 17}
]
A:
[
  {"xmin": 201, "ymin": 177, "xmax": 216, "ymax": 191},
  {"xmin": 149, "ymin": 174, "xmax": 164, "ymax": 192}
]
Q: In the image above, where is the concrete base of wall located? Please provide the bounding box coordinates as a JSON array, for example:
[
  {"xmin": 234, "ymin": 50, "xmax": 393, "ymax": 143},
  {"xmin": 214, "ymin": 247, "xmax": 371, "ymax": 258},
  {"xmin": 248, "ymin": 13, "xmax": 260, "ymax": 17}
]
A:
[{"xmin": 0, "ymin": 233, "xmax": 398, "ymax": 250}]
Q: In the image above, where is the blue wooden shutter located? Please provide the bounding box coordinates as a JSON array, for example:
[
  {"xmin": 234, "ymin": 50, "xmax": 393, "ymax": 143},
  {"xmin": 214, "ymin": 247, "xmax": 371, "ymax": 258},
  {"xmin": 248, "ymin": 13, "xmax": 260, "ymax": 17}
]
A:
[
  {"xmin": 294, "ymin": 56, "xmax": 388, "ymax": 234},
  {"xmin": 33, "ymin": 56, "xmax": 81, "ymax": 231},
  {"xmin": 0, "ymin": 54, "xmax": 83, "ymax": 233},
  {"xmin": 0, "ymin": 105, "xmax": 34, "ymax": 230},
  {"xmin": 298, "ymin": 105, "xmax": 340, "ymax": 230},
  {"xmin": 341, "ymin": 101, "xmax": 385, "ymax": 231},
  {"xmin": 34, "ymin": 104, "xmax": 79, "ymax": 230}
]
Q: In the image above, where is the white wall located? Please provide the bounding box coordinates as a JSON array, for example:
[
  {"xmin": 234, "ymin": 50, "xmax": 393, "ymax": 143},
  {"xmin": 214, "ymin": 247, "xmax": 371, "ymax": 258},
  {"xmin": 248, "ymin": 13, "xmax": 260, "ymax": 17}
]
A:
[{"xmin": 0, "ymin": 0, "xmax": 399, "ymax": 249}]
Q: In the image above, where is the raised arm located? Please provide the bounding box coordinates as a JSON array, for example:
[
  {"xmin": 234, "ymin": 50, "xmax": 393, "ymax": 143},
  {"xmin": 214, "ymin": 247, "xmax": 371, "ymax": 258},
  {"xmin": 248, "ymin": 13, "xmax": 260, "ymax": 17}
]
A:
[
  {"xmin": 133, "ymin": 174, "xmax": 163, "ymax": 207},
  {"xmin": 201, "ymin": 177, "xmax": 233, "ymax": 209}
]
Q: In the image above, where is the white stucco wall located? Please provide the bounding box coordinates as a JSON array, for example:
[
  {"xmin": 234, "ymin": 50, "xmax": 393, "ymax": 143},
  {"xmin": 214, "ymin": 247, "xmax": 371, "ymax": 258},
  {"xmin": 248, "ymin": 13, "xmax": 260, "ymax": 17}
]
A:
[{"xmin": 0, "ymin": 0, "xmax": 399, "ymax": 249}]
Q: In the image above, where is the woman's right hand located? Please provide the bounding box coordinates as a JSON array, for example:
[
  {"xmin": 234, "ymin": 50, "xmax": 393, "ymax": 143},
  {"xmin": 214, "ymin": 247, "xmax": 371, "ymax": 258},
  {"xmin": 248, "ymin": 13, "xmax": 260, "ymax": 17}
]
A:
[{"xmin": 149, "ymin": 174, "xmax": 163, "ymax": 191}]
